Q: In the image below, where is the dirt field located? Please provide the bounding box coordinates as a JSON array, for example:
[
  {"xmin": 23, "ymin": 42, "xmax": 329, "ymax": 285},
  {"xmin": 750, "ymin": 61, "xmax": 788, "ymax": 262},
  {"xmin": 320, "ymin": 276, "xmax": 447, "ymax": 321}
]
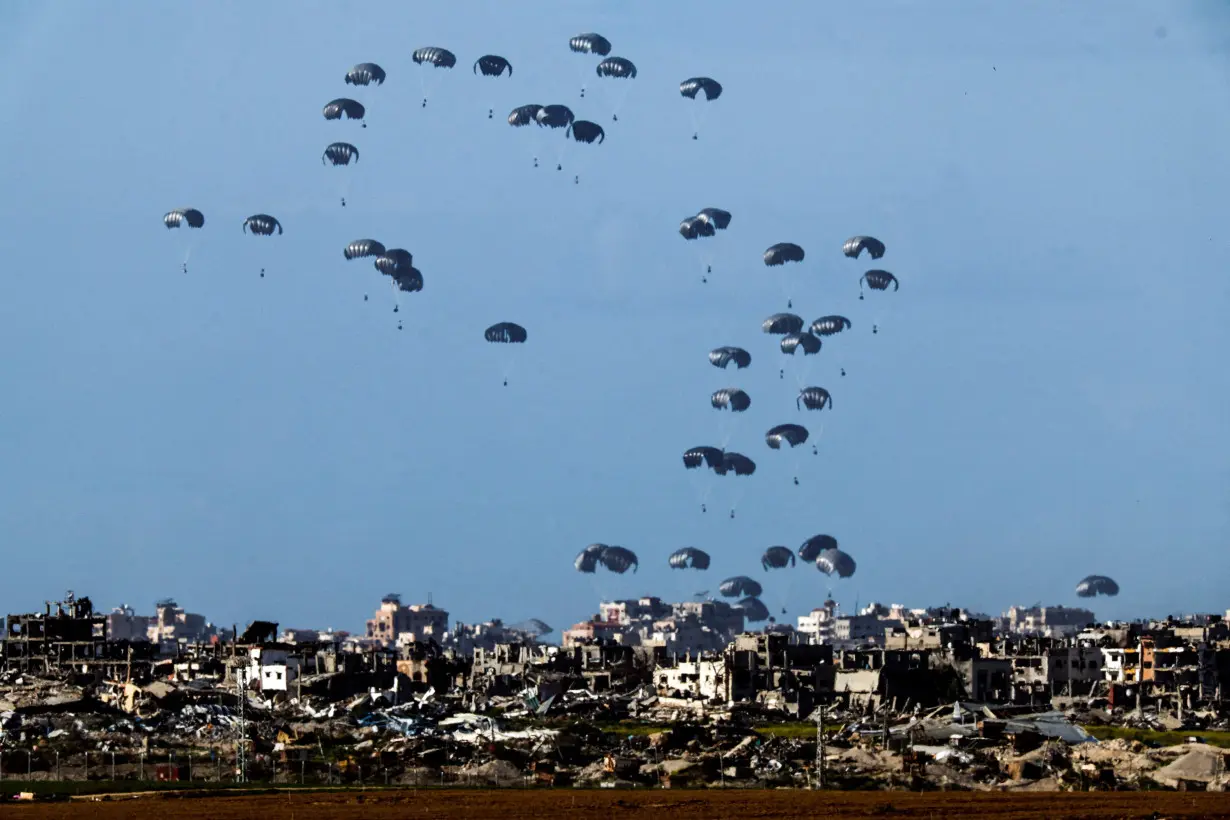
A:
[{"xmin": 7, "ymin": 789, "xmax": 1230, "ymax": 820}]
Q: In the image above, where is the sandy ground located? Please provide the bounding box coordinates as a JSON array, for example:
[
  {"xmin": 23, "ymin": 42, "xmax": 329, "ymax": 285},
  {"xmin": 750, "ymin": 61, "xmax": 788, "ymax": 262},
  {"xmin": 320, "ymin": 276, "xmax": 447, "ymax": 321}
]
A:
[{"xmin": 6, "ymin": 789, "xmax": 1230, "ymax": 819}]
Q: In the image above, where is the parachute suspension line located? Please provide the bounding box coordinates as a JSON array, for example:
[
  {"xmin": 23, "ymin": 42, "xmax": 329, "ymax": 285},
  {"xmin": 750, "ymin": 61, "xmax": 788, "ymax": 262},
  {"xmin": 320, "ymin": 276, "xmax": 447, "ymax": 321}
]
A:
[{"xmin": 597, "ymin": 82, "xmax": 633, "ymax": 123}]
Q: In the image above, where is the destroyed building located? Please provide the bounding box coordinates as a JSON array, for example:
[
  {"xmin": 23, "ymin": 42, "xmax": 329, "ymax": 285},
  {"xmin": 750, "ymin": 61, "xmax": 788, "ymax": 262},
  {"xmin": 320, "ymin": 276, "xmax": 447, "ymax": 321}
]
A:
[
  {"xmin": 1003, "ymin": 604, "xmax": 1096, "ymax": 637},
  {"xmin": 563, "ymin": 596, "xmax": 744, "ymax": 655}
]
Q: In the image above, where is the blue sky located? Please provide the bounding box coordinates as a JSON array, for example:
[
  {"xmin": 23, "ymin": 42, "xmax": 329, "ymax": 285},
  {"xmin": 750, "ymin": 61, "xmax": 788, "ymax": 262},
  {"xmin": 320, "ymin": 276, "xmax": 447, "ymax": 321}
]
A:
[{"xmin": 0, "ymin": 1, "xmax": 1226, "ymax": 636}]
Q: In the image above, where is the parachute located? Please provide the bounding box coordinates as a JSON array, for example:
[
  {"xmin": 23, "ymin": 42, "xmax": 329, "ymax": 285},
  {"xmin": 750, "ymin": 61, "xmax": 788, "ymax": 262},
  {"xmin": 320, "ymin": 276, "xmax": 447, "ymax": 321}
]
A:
[
  {"xmin": 842, "ymin": 236, "xmax": 886, "ymax": 260},
  {"xmin": 763, "ymin": 313, "xmax": 804, "ymax": 335},
  {"xmin": 737, "ymin": 597, "xmax": 770, "ymax": 623},
  {"xmin": 679, "ymin": 216, "xmax": 715, "ymax": 240},
  {"xmin": 780, "ymin": 332, "xmax": 821, "ymax": 356},
  {"xmin": 680, "ymin": 77, "xmax": 722, "ymax": 101},
  {"xmin": 413, "ymin": 47, "xmax": 456, "ymax": 68},
  {"xmin": 711, "ymin": 388, "xmax": 751, "ymax": 412},
  {"xmin": 765, "ymin": 424, "xmax": 809, "ymax": 450},
  {"xmin": 709, "ymin": 347, "xmax": 750, "ymax": 370},
  {"xmin": 1076, "ymin": 575, "xmax": 1120, "ymax": 598},
  {"xmin": 599, "ymin": 545, "xmax": 639, "ymax": 574},
  {"xmin": 798, "ymin": 534, "xmax": 838, "ymax": 563},
  {"xmin": 345, "ymin": 63, "xmax": 386, "ymax": 86},
  {"xmin": 344, "ymin": 239, "xmax": 386, "ymax": 260},
  {"xmin": 484, "ymin": 322, "xmax": 527, "ymax": 343},
  {"xmin": 816, "ymin": 548, "xmax": 856, "ymax": 578},
  {"xmin": 508, "ymin": 105, "xmax": 543, "ymax": 127},
  {"xmin": 683, "ymin": 446, "xmax": 724, "ymax": 471},
  {"xmin": 810, "ymin": 315, "xmax": 852, "ymax": 337},
  {"xmin": 567, "ymin": 120, "xmax": 605, "ymax": 144},
  {"xmin": 322, "ymin": 142, "xmax": 359, "ymax": 166},
  {"xmin": 509, "ymin": 618, "xmax": 552, "ymax": 636},
  {"xmin": 797, "ymin": 387, "xmax": 832, "ymax": 411},
  {"xmin": 242, "ymin": 214, "xmax": 282, "ymax": 236},
  {"xmin": 596, "ymin": 57, "xmax": 636, "ymax": 79},
  {"xmin": 374, "ymin": 249, "xmax": 422, "ymax": 292},
  {"xmin": 860, "ymin": 270, "xmax": 899, "ymax": 293},
  {"xmin": 574, "ymin": 544, "xmax": 607, "ymax": 573},
  {"xmin": 696, "ymin": 208, "xmax": 732, "ymax": 230},
  {"xmin": 717, "ymin": 452, "xmax": 755, "ymax": 476},
  {"xmin": 761, "ymin": 546, "xmax": 796, "ymax": 571},
  {"xmin": 323, "ymin": 98, "xmax": 365, "ymax": 122},
  {"xmin": 719, "ymin": 576, "xmax": 763, "ymax": 598},
  {"xmin": 474, "ymin": 55, "xmax": 512, "ymax": 77},
  {"xmin": 535, "ymin": 105, "xmax": 575, "ymax": 129},
  {"xmin": 164, "ymin": 209, "xmax": 204, "ymax": 229},
  {"xmin": 669, "ymin": 547, "xmax": 711, "ymax": 570},
  {"xmin": 764, "ymin": 243, "xmax": 805, "ymax": 266},
  {"xmin": 569, "ymin": 33, "xmax": 612, "ymax": 56}
]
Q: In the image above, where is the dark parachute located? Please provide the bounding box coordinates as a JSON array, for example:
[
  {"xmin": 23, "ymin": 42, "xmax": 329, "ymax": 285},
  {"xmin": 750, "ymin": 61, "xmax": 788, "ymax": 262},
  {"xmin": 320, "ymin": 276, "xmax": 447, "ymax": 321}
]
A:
[
  {"xmin": 766, "ymin": 424, "xmax": 809, "ymax": 450},
  {"xmin": 242, "ymin": 214, "xmax": 282, "ymax": 236},
  {"xmin": 322, "ymin": 142, "xmax": 360, "ymax": 166},
  {"xmin": 1076, "ymin": 575, "xmax": 1120, "ymax": 598},
  {"xmin": 595, "ymin": 57, "xmax": 637, "ymax": 79},
  {"xmin": 374, "ymin": 248, "xmax": 412, "ymax": 274},
  {"xmin": 484, "ymin": 322, "xmax": 527, "ymax": 343},
  {"xmin": 780, "ymin": 332, "xmax": 821, "ymax": 356},
  {"xmin": 683, "ymin": 446, "xmax": 724, "ymax": 471},
  {"xmin": 761, "ymin": 546, "xmax": 796, "ymax": 570},
  {"xmin": 374, "ymin": 249, "xmax": 423, "ymax": 292},
  {"xmin": 413, "ymin": 47, "xmax": 456, "ymax": 68},
  {"xmin": 797, "ymin": 387, "xmax": 832, "ymax": 411},
  {"xmin": 764, "ymin": 243, "xmax": 805, "ymax": 266},
  {"xmin": 738, "ymin": 597, "xmax": 770, "ymax": 623},
  {"xmin": 709, "ymin": 346, "xmax": 751, "ymax": 370},
  {"xmin": 717, "ymin": 452, "xmax": 755, "ymax": 476},
  {"xmin": 599, "ymin": 546, "xmax": 639, "ymax": 574},
  {"xmin": 719, "ymin": 576, "xmax": 763, "ymax": 598},
  {"xmin": 574, "ymin": 543, "xmax": 608, "ymax": 573},
  {"xmin": 763, "ymin": 313, "xmax": 805, "ymax": 335},
  {"xmin": 323, "ymin": 98, "xmax": 366, "ymax": 122},
  {"xmin": 798, "ymin": 534, "xmax": 838, "ymax": 564},
  {"xmin": 669, "ymin": 547, "xmax": 711, "ymax": 571},
  {"xmin": 344, "ymin": 239, "xmax": 386, "ymax": 260},
  {"xmin": 679, "ymin": 216, "xmax": 715, "ymax": 240},
  {"xmin": 535, "ymin": 104, "xmax": 575, "ymax": 129},
  {"xmin": 569, "ymin": 33, "xmax": 612, "ymax": 56},
  {"xmin": 474, "ymin": 55, "xmax": 512, "ymax": 77},
  {"xmin": 816, "ymin": 548, "xmax": 857, "ymax": 578},
  {"xmin": 345, "ymin": 63, "xmax": 386, "ymax": 86},
  {"xmin": 860, "ymin": 270, "xmax": 899, "ymax": 293},
  {"xmin": 810, "ymin": 315, "xmax": 852, "ymax": 337},
  {"xmin": 843, "ymin": 236, "xmax": 886, "ymax": 260},
  {"xmin": 508, "ymin": 104, "xmax": 543, "ymax": 127},
  {"xmin": 680, "ymin": 77, "xmax": 723, "ymax": 101},
  {"xmin": 164, "ymin": 208, "xmax": 204, "ymax": 229},
  {"xmin": 711, "ymin": 388, "xmax": 750, "ymax": 412},
  {"xmin": 567, "ymin": 120, "xmax": 605, "ymax": 144},
  {"xmin": 696, "ymin": 208, "xmax": 732, "ymax": 230}
]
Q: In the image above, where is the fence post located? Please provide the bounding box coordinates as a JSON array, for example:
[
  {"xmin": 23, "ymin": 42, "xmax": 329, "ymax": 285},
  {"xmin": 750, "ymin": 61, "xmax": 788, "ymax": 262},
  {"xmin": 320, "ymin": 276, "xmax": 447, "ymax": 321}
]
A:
[
  {"xmin": 111, "ymin": 752, "xmax": 116, "ymax": 781},
  {"xmin": 139, "ymin": 751, "xmax": 144, "ymax": 781},
  {"xmin": 85, "ymin": 751, "xmax": 89, "ymax": 781}
]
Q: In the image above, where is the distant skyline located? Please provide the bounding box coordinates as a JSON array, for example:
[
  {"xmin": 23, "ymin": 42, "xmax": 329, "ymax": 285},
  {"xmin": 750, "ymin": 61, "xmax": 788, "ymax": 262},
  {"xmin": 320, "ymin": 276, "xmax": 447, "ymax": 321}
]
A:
[{"xmin": 0, "ymin": 2, "xmax": 1227, "ymax": 636}]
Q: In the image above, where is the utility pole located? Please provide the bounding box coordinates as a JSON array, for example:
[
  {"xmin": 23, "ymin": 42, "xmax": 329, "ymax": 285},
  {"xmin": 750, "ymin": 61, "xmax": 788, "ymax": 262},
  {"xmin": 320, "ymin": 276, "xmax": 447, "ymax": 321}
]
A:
[
  {"xmin": 813, "ymin": 701, "xmax": 827, "ymax": 789},
  {"xmin": 236, "ymin": 667, "xmax": 248, "ymax": 783}
]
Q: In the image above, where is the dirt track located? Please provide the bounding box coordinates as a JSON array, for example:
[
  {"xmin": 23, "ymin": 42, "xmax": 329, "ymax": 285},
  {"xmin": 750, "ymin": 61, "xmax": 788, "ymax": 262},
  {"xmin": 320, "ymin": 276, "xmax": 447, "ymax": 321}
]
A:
[{"xmin": 7, "ymin": 789, "xmax": 1230, "ymax": 819}]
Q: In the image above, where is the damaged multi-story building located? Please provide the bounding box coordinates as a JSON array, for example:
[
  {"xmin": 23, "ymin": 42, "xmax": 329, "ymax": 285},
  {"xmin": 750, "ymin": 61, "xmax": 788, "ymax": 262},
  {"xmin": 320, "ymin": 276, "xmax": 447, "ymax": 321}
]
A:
[{"xmin": 562, "ymin": 596, "xmax": 744, "ymax": 655}]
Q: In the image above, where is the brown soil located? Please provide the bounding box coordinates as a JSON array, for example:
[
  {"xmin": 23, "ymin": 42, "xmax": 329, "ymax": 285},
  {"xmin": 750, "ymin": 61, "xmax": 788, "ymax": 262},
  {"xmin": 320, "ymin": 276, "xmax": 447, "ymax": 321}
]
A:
[{"xmin": 7, "ymin": 789, "xmax": 1230, "ymax": 820}]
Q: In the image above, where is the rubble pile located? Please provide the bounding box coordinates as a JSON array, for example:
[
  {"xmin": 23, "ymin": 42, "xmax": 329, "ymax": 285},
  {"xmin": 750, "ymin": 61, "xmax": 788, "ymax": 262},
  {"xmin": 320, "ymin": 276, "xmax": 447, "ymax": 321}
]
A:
[{"xmin": 0, "ymin": 592, "xmax": 1228, "ymax": 794}]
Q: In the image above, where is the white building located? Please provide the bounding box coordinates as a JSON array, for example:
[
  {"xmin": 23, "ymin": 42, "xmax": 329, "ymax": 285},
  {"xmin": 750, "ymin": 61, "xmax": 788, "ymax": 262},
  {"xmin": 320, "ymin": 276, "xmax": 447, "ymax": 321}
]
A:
[{"xmin": 243, "ymin": 647, "xmax": 301, "ymax": 693}]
